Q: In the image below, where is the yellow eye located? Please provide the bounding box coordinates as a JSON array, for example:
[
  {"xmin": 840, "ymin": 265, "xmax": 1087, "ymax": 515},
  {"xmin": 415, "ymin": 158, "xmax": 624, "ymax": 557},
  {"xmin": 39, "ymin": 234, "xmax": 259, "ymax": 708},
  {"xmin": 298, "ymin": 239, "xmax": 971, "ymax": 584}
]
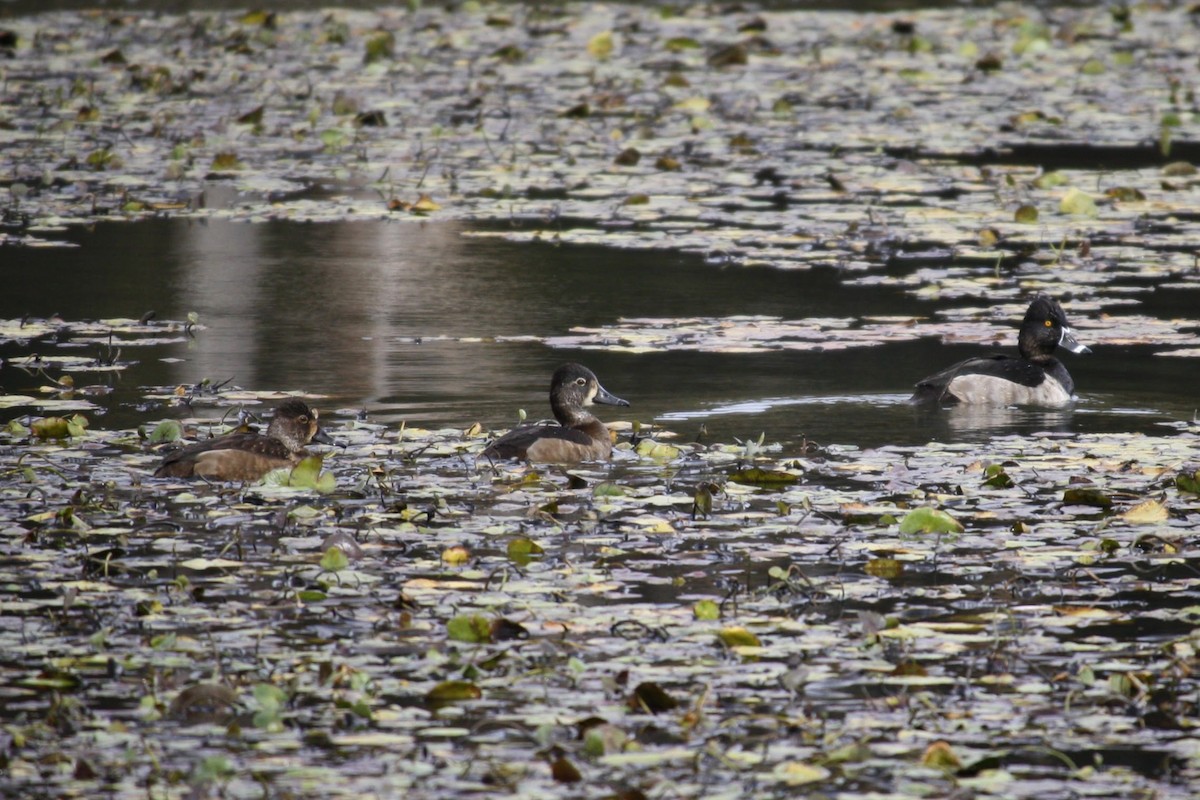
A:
[{"xmin": 1044, "ymin": 320, "xmax": 1053, "ymax": 327}]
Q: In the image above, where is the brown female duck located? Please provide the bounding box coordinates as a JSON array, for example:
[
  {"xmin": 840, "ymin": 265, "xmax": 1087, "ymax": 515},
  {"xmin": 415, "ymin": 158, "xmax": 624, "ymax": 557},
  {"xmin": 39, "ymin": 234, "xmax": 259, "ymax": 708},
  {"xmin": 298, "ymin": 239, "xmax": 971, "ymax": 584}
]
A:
[
  {"xmin": 481, "ymin": 363, "xmax": 629, "ymax": 464},
  {"xmin": 154, "ymin": 398, "xmax": 334, "ymax": 481}
]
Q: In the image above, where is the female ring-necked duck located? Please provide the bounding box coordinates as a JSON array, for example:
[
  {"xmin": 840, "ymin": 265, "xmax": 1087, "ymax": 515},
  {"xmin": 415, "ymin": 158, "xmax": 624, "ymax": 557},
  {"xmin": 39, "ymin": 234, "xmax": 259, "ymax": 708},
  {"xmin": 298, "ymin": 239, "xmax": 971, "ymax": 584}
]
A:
[
  {"xmin": 910, "ymin": 295, "xmax": 1090, "ymax": 407},
  {"xmin": 154, "ymin": 398, "xmax": 334, "ymax": 481},
  {"xmin": 481, "ymin": 363, "xmax": 630, "ymax": 463}
]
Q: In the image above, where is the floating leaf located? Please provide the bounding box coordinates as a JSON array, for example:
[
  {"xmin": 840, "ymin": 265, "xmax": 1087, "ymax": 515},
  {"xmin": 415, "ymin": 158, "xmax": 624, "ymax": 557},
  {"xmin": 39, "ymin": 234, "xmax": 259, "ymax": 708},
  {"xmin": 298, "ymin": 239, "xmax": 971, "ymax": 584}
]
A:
[
  {"xmin": 1176, "ymin": 470, "xmax": 1200, "ymax": 494},
  {"xmin": 628, "ymin": 682, "xmax": 679, "ymax": 714},
  {"xmin": 426, "ymin": 680, "xmax": 481, "ymax": 706},
  {"xmin": 1105, "ymin": 186, "xmax": 1145, "ymax": 202},
  {"xmin": 442, "ymin": 546, "xmax": 470, "ymax": 565},
  {"xmin": 550, "ymin": 754, "xmax": 583, "ymax": 783},
  {"xmin": 1122, "ymin": 499, "xmax": 1168, "ymax": 524},
  {"xmin": 708, "ymin": 43, "xmax": 748, "ymax": 67},
  {"xmin": 717, "ymin": 626, "xmax": 761, "ymax": 648},
  {"xmin": 920, "ymin": 741, "xmax": 962, "ymax": 770},
  {"xmin": 982, "ymin": 464, "xmax": 1014, "ymax": 488},
  {"xmin": 319, "ymin": 546, "xmax": 349, "ymax": 573},
  {"xmin": 1033, "ymin": 171, "xmax": 1068, "ymax": 189},
  {"xmin": 210, "ymin": 152, "xmax": 243, "ymax": 171},
  {"xmin": 506, "ymin": 537, "xmax": 544, "ymax": 566},
  {"xmin": 17, "ymin": 670, "xmax": 82, "ymax": 691},
  {"xmin": 864, "ymin": 558, "xmax": 904, "ymax": 579},
  {"xmin": 693, "ymin": 600, "xmax": 720, "ymax": 620},
  {"xmin": 410, "ymin": 194, "xmax": 442, "ymax": 213},
  {"xmin": 32, "ymin": 417, "xmax": 71, "ymax": 440},
  {"xmin": 1162, "ymin": 161, "xmax": 1197, "ymax": 177},
  {"xmin": 1059, "ymin": 188, "xmax": 1098, "ymax": 217},
  {"xmin": 447, "ymin": 614, "xmax": 493, "ymax": 644},
  {"xmin": 168, "ymin": 683, "xmax": 238, "ymax": 719},
  {"xmin": 728, "ymin": 467, "xmax": 797, "ymax": 487},
  {"xmin": 898, "ymin": 507, "xmax": 963, "ymax": 535},
  {"xmin": 664, "ymin": 36, "xmax": 701, "ymax": 52},
  {"xmin": 289, "ymin": 454, "xmax": 335, "ymax": 493},
  {"xmin": 635, "ymin": 438, "xmax": 679, "ymax": 462},
  {"xmin": 236, "ymin": 105, "xmax": 264, "ymax": 126},
  {"xmin": 614, "ymin": 147, "xmax": 641, "ymax": 166},
  {"xmin": 583, "ymin": 723, "xmax": 628, "ymax": 757},
  {"xmin": 364, "ymin": 30, "xmax": 394, "ymax": 64},
  {"xmin": 772, "ymin": 762, "xmax": 830, "ymax": 786},
  {"xmin": 593, "ymin": 482, "xmax": 625, "ymax": 497},
  {"xmin": 1063, "ymin": 488, "xmax": 1112, "ymax": 508},
  {"xmin": 492, "ymin": 44, "xmax": 524, "ymax": 63},
  {"xmin": 1014, "ymin": 204, "xmax": 1038, "ymax": 223},
  {"xmin": 587, "ymin": 30, "xmax": 614, "ymax": 59}
]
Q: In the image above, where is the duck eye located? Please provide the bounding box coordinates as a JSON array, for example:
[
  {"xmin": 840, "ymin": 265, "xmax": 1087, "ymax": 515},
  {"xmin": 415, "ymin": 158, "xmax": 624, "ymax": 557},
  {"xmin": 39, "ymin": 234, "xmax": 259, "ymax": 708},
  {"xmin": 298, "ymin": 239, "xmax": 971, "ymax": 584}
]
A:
[
  {"xmin": 1043, "ymin": 320, "xmax": 1053, "ymax": 327},
  {"xmin": 297, "ymin": 415, "xmax": 308, "ymax": 424},
  {"xmin": 576, "ymin": 378, "xmax": 586, "ymax": 386}
]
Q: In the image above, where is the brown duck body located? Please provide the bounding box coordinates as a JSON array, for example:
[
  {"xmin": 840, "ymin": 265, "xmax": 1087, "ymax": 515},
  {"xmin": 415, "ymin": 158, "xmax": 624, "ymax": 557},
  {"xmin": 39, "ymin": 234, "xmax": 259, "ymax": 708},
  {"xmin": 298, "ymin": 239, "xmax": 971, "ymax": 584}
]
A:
[
  {"xmin": 154, "ymin": 399, "xmax": 332, "ymax": 481},
  {"xmin": 482, "ymin": 364, "xmax": 629, "ymax": 464}
]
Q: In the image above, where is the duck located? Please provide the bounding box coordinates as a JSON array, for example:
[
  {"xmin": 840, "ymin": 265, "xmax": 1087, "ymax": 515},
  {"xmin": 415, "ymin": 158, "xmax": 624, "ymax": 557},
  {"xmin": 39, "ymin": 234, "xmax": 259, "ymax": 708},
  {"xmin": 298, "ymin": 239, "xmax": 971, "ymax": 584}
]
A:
[
  {"xmin": 481, "ymin": 363, "xmax": 630, "ymax": 463},
  {"xmin": 910, "ymin": 294, "xmax": 1090, "ymax": 407},
  {"xmin": 154, "ymin": 398, "xmax": 334, "ymax": 481}
]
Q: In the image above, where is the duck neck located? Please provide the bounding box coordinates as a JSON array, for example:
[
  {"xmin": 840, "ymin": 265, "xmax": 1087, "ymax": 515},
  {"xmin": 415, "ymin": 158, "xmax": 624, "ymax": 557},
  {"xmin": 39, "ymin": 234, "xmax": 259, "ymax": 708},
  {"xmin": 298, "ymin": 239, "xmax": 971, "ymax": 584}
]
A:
[
  {"xmin": 266, "ymin": 421, "xmax": 305, "ymax": 453},
  {"xmin": 1017, "ymin": 330, "xmax": 1053, "ymax": 364},
  {"xmin": 551, "ymin": 399, "xmax": 597, "ymax": 429}
]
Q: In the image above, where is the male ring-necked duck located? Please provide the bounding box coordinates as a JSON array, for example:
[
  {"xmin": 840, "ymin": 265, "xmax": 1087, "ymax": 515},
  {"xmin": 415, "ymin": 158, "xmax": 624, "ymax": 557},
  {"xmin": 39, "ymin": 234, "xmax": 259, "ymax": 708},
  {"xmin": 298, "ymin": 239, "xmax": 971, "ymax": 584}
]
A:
[
  {"xmin": 154, "ymin": 398, "xmax": 334, "ymax": 481},
  {"xmin": 910, "ymin": 295, "xmax": 1090, "ymax": 407},
  {"xmin": 481, "ymin": 363, "xmax": 630, "ymax": 463}
]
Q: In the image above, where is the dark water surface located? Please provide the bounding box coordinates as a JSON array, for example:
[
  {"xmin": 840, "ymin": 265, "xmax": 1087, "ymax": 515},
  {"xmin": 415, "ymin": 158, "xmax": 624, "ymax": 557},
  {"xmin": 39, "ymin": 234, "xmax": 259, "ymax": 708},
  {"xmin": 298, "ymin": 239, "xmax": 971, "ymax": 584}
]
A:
[{"xmin": 2, "ymin": 217, "xmax": 1194, "ymax": 450}]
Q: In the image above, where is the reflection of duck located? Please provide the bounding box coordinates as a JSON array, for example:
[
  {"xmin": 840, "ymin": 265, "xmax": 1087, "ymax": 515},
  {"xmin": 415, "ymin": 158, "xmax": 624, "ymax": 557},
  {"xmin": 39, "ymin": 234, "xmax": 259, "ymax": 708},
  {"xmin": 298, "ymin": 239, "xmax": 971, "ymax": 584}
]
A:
[
  {"xmin": 911, "ymin": 295, "xmax": 1090, "ymax": 407},
  {"xmin": 939, "ymin": 403, "xmax": 1077, "ymax": 437},
  {"xmin": 154, "ymin": 399, "xmax": 334, "ymax": 481},
  {"xmin": 481, "ymin": 363, "xmax": 629, "ymax": 463}
]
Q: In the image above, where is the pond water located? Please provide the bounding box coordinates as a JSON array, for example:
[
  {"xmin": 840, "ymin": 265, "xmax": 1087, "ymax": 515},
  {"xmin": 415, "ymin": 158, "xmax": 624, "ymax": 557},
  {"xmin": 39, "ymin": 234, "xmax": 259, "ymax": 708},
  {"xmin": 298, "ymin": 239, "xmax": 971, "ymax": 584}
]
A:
[
  {"xmin": 2, "ymin": 213, "xmax": 1195, "ymax": 449},
  {"xmin": 3, "ymin": 3, "xmax": 1200, "ymax": 796}
]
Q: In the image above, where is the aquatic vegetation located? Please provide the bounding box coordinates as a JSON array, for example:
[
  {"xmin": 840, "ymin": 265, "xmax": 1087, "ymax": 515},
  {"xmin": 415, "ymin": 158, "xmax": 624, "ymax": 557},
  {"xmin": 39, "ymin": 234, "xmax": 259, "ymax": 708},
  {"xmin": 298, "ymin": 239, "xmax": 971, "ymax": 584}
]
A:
[
  {"xmin": 3, "ymin": 2, "xmax": 1200, "ymax": 797},
  {"xmin": 2, "ymin": 355, "xmax": 1199, "ymax": 797}
]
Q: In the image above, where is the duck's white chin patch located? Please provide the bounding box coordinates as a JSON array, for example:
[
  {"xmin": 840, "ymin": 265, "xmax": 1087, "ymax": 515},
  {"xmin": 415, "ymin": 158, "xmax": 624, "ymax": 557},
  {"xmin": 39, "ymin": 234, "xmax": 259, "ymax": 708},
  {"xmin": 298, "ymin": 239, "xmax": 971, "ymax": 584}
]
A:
[{"xmin": 947, "ymin": 374, "xmax": 1073, "ymax": 407}]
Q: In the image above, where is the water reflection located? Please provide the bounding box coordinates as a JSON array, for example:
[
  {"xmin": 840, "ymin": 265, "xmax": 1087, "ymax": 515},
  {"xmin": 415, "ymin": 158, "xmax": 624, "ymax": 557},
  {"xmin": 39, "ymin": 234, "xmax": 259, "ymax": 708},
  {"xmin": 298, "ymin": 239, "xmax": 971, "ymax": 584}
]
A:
[
  {"xmin": 917, "ymin": 402, "xmax": 1079, "ymax": 438},
  {"xmin": 1, "ymin": 218, "xmax": 1195, "ymax": 450}
]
